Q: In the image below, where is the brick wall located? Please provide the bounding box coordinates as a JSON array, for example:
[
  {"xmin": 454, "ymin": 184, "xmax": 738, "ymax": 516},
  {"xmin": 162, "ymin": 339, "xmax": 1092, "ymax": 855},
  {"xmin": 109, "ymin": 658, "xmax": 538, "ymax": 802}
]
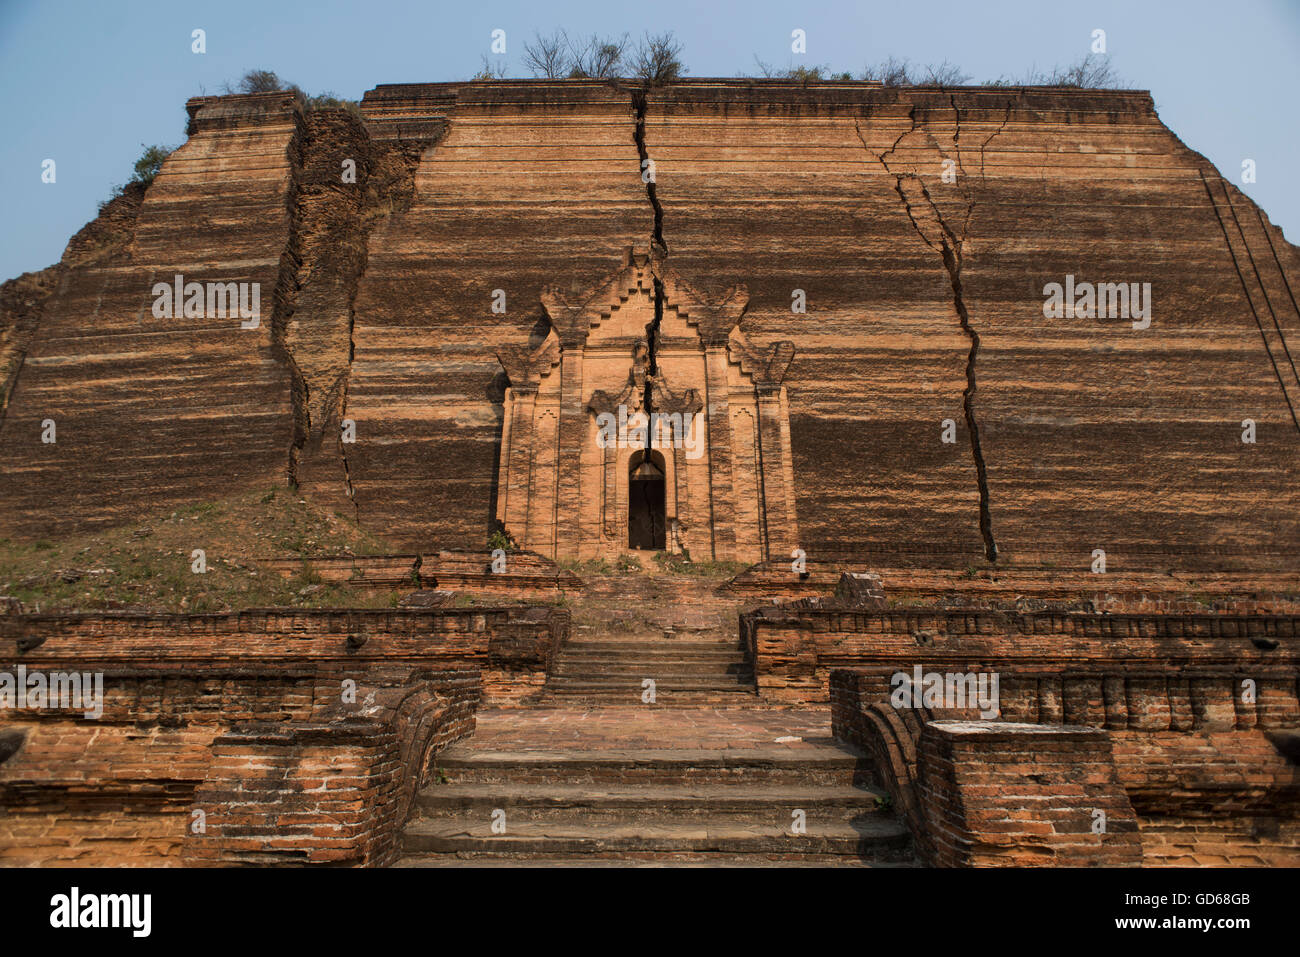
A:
[
  {"xmin": 917, "ymin": 722, "xmax": 1143, "ymax": 867},
  {"xmin": 747, "ymin": 605, "xmax": 1300, "ymax": 706},
  {"xmin": 0, "ymin": 605, "xmax": 565, "ymax": 865},
  {"xmin": 183, "ymin": 668, "xmax": 470, "ymax": 866},
  {"xmin": 832, "ymin": 668, "xmax": 1300, "ymax": 867}
]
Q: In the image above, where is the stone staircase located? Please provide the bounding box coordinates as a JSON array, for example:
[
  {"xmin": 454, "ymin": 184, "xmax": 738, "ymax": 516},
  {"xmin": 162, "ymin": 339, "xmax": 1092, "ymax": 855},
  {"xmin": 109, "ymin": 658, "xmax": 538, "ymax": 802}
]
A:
[
  {"xmin": 398, "ymin": 741, "xmax": 914, "ymax": 866},
  {"xmin": 392, "ymin": 567, "xmax": 915, "ymax": 867},
  {"xmin": 542, "ymin": 638, "xmax": 756, "ymax": 703},
  {"xmin": 540, "ymin": 563, "xmax": 761, "ymax": 704}
]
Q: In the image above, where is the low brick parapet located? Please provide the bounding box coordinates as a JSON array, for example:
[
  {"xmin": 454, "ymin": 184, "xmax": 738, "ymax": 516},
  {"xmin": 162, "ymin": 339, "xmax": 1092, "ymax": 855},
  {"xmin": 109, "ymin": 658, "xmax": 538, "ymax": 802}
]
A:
[
  {"xmin": 917, "ymin": 721, "xmax": 1143, "ymax": 867},
  {"xmin": 0, "ymin": 605, "xmax": 566, "ymax": 865},
  {"xmin": 833, "ymin": 668, "xmax": 1300, "ymax": 867}
]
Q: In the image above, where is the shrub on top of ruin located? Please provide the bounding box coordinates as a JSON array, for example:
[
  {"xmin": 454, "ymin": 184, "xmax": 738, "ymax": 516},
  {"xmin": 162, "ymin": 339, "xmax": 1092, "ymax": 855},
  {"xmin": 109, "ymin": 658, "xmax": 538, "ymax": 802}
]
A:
[
  {"xmin": 300, "ymin": 91, "xmax": 363, "ymax": 119},
  {"xmin": 983, "ymin": 54, "xmax": 1122, "ymax": 89},
  {"xmin": 1038, "ymin": 53, "xmax": 1121, "ymax": 88},
  {"xmin": 473, "ymin": 54, "xmax": 508, "ymax": 82},
  {"xmin": 226, "ymin": 69, "xmax": 289, "ymax": 94},
  {"xmin": 860, "ymin": 56, "xmax": 914, "ymax": 86},
  {"xmin": 564, "ymin": 32, "xmax": 628, "ymax": 79},
  {"xmin": 754, "ymin": 59, "xmax": 824, "ymax": 81},
  {"xmin": 859, "ymin": 58, "xmax": 972, "ymax": 87},
  {"xmin": 523, "ymin": 29, "xmax": 569, "ymax": 78},
  {"xmin": 521, "ymin": 29, "xmax": 633, "ymax": 79},
  {"xmin": 99, "ymin": 143, "xmax": 174, "ymax": 210},
  {"xmin": 629, "ymin": 32, "xmax": 686, "ymax": 84},
  {"xmin": 917, "ymin": 60, "xmax": 972, "ymax": 86},
  {"xmin": 130, "ymin": 144, "xmax": 173, "ymax": 188},
  {"xmin": 753, "ymin": 60, "xmax": 854, "ymax": 84},
  {"xmin": 219, "ymin": 68, "xmax": 360, "ymax": 115}
]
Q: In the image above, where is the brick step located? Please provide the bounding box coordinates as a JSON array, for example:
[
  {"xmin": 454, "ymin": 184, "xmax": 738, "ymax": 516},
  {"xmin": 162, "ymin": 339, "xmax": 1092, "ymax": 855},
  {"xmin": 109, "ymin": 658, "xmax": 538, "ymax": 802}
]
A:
[
  {"xmin": 433, "ymin": 747, "xmax": 869, "ymax": 787},
  {"xmin": 543, "ymin": 676, "xmax": 759, "ymax": 691},
  {"xmin": 536, "ymin": 696, "xmax": 765, "ymax": 708},
  {"xmin": 555, "ymin": 653, "xmax": 748, "ymax": 664},
  {"xmin": 536, "ymin": 695, "xmax": 760, "ymax": 707},
  {"xmin": 551, "ymin": 663, "xmax": 753, "ymax": 677},
  {"xmin": 562, "ymin": 640, "xmax": 742, "ymax": 653},
  {"xmin": 572, "ymin": 621, "xmax": 735, "ymax": 632},
  {"xmin": 398, "ymin": 853, "xmax": 916, "ymax": 867},
  {"xmin": 414, "ymin": 783, "xmax": 888, "ymax": 823},
  {"xmin": 400, "ymin": 817, "xmax": 912, "ymax": 859},
  {"xmin": 558, "ymin": 646, "xmax": 745, "ymax": 658}
]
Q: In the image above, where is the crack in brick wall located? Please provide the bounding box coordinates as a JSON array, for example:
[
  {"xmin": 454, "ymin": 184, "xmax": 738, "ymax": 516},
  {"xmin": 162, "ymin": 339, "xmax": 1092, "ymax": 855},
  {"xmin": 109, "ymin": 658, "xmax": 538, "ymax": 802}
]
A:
[
  {"xmin": 856, "ymin": 111, "xmax": 999, "ymax": 561},
  {"xmin": 283, "ymin": 107, "xmax": 446, "ymax": 523},
  {"xmin": 631, "ymin": 87, "xmax": 670, "ymax": 453}
]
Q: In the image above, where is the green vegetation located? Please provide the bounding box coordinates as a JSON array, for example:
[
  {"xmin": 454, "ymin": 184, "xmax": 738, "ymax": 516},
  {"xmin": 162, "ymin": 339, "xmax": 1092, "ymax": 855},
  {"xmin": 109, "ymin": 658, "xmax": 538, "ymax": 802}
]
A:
[
  {"xmin": 758, "ymin": 54, "xmax": 1119, "ymax": 88},
  {"xmin": 223, "ymin": 68, "xmax": 361, "ymax": 115},
  {"xmin": 129, "ymin": 144, "xmax": 173, "ymax": 188},
  {"xmin": 557, "ymin": 557, "xmax": 612, "ymax": 576},
  {"xmin": 0, "ymin": 485, "xmax": 399, "ymax": 614},
  {"xmin": 100, "ymin": 143, "xmax": 174, "ymax": 210}
]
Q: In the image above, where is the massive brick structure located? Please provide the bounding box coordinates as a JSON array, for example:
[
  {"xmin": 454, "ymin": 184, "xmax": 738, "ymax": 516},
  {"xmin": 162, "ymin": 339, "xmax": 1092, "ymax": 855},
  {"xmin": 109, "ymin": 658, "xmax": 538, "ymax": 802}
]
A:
[
  {"xmin": 2, "ymin": 80, "xmax": 1296, "ymax": 567},
  {"xmin": 1, "ymin": 78, "xmax": 1297, "ymax": 869}
]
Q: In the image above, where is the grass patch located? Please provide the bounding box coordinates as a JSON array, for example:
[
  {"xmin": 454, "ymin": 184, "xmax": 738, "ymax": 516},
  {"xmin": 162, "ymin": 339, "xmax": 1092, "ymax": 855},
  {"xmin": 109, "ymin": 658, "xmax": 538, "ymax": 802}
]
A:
[
  {"xmin": 653, "ymin": 552, "xmax": 747, "ymax": 577},
  {"xmin": 0, "ymin": 485, "xmax": 401, "ymax": 614}
]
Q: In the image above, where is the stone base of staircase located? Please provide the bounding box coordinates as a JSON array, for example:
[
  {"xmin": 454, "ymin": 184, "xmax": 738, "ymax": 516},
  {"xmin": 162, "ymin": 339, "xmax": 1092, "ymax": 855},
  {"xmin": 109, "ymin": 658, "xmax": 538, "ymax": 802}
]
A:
[{"xmin": 397, "ymin": 714, "xmax": 916, "ymax": 867}]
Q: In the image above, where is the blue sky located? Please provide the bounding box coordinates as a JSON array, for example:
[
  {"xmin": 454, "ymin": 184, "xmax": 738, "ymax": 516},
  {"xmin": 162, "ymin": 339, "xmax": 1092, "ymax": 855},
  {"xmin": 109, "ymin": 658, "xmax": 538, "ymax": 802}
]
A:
[{"xmin": 2, "ymin": 0, "xmax": 1298, "ymax": 280}]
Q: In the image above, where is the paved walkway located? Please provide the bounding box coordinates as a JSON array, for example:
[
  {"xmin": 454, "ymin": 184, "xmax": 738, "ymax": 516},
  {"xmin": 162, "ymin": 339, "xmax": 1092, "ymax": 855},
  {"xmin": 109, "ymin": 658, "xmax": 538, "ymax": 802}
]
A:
[{"xmin": 468, "ymin": 706, "xmax": 833, "ymax": 752}]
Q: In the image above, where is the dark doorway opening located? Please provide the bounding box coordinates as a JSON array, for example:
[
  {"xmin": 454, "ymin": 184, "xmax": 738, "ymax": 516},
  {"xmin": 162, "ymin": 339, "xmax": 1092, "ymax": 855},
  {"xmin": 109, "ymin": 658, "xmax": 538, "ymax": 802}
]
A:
[{"xmin": 628, "ymin": 451, "xmax": 666, "ymax": 550}]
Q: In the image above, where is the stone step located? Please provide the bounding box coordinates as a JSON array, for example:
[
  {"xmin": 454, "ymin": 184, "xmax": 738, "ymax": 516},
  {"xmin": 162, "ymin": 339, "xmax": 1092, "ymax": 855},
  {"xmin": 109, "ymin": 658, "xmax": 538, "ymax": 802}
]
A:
[
  {"xmin": 537, "ymin": 695, "xmax": 764, "ymax": 708},
  {"xmin": 398, "ymin": 853, "xmax": 916, "ymax": 867},
  {"xmin": 414, "ymin": 782, "xmax": 887, "ymax": 824},
  {"xmin": 551, "ymin": 663, "xmax": 753, "ymax": 678},
  {"xmin": 562, "ymin": 640, "xmax": 742, "ymax": 653},
  {"xmin": 401, "ymin": 816, "xmax": 912, "ymax": 859},
  {"xmin": 433, "ymin": 747, "xmax": 869, "ymax": 787},
  {"xmin": 558, "ymin": 646, "xmax": 745, "ymax": 658},
  {"xmin": 543, "ymin": 676, "xmax": 759, "ymax": 691}
]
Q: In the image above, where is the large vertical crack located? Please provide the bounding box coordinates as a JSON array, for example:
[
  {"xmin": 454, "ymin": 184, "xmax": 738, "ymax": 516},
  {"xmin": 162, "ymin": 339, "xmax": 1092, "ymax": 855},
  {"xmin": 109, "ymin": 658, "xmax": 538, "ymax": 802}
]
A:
[
  {"xmin": 632, "ymin": 87, "xmax": 668, "ymax": 449},
  {"xmin": 336, "ymin": 305, "xmax": 360, "ymax": 521},
  {"xmin": 269, "ymin": 109, "xmax": 310, "ymax": 491},
  {"xmin": 939, "ymin": 239, "xmax": 998, "ymax": 561},
  {"xmin": 275, "ymin": 105, "xmax": 442, "ymax": 525},
  {"xmin": 856, "ymin": 112, "xmax": 999, "ymax": 562}
]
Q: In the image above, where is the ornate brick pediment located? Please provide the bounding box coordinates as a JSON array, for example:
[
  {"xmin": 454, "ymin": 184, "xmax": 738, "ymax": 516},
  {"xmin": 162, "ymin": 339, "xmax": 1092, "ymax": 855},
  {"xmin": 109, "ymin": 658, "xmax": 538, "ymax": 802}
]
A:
[
  {"xmin": 533, "ymin": 247, "xmax": 753, "ymax": 352},
  {"xmin": 496, "ymin": 248, "xmax": 799, "ymax": 563},
  {"xmin": 539, "ymin": 248, "xmax": 654, "ymax": 347},
  {"xmin": 495, "ymin": 334, "xmax": 560, "ymax": 393},
  {"xmin": 656, "ymin": 265, "xmax": 750, "ymax": 346},
  {"xmin": 729, "ymin": 333, "xmax": 796, "ymax": 391},
  {"xmin": 586, "ymin": 338, "xmax": 704, "ymax": 417}
]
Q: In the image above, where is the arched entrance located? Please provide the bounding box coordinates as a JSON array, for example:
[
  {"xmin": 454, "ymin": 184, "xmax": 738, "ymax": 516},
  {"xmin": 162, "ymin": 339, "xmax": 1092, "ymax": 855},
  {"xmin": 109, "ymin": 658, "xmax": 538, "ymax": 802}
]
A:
[{"xmin": 628, "ymin": 450, "xmax": 666, "ymax": 550}]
